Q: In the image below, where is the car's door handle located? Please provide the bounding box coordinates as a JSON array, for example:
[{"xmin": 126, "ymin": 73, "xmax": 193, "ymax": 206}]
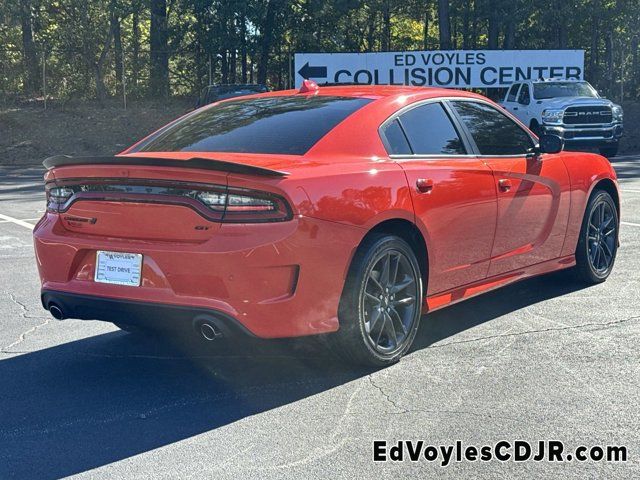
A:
[
  {"xmin": 498, "ymin": 179, "xmax": 512, "ymax": 192},
  {"xmin": 416, "ymin": 178, "xmax": 434, "ymax": 194},
  {"xmin": 513, "ymin": 107, "xmax": 519, "ymax": 110}
]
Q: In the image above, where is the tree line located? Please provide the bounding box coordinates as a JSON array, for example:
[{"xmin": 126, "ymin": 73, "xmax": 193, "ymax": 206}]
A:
[{"xmin": 0, "ymin": 0, "xmax": 638, "ymax": 102}]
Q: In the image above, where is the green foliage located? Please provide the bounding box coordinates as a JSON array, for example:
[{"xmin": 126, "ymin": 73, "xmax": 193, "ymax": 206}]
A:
[{"xmin": 0, "ymin": 0, "xmax": 639, "ymax": 100}]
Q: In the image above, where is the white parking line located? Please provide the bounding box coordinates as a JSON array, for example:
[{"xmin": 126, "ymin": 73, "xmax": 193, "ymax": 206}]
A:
[
  {"xmin": 0, "ymin": 213, "xmax": 35, "ymax": 230},
  {"xmin": 621, "ymin": 189, "xmax": 640, "ymax": 193},
  {"xmin": 621, "ymin": 221, "xmax": 640, "ymax": 228},
  {"xmin": 0, "ymin": 217, "xmax": 40, "ymax": 223}
]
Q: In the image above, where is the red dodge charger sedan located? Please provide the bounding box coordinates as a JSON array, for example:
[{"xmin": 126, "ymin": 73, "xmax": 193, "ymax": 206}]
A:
[{"xmin": 33, "ymin": 82, "xmax": 619, "ymax": 366}]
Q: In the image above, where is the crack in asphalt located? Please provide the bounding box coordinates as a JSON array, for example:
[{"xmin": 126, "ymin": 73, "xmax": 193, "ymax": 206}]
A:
[
  {"xmin": 368, "ymin": 374, "xmax": 408, "ymax": 413},
  {"xmin": 367, "ymin": 374, "xmax": 516, "ymax": 421},
  {"xmin": 426, "ymin": 315, "xmax": 640, "ymax": 350},
  {"xmin": 1, "ymin": 292, "xmax": 50, "ymax": 353}
]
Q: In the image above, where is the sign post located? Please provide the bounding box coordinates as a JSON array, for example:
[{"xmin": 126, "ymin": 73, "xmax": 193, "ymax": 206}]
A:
[{"xmin": 294, "ymin": 50, "xmax": 585, "ymax": 89}]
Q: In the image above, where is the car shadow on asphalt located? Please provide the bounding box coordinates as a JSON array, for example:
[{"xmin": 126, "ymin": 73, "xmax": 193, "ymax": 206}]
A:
[
  {"xmin": 412, "ymin": 270, "xmax": 587, "ymax": 350},
  {"xmin": 0, "ymin": 271, "xmax": 588, "ymax": 479}
]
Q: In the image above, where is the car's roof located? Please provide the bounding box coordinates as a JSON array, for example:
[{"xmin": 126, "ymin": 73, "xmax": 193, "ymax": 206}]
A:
[{"xmin": 254, "ymin": 85, "xmax": 482, "ymax": 101}]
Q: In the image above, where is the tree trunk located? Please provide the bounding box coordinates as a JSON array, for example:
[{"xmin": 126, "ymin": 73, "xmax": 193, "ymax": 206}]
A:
[
  {"xmin": 95, "ymin": 29, "xmax": 113, "ymax": 102},
  {"xmin": 366, "ymin": 9, "xmax": 376, "ymax": 51},
  {"xmin": 503, "ymin": 24, "xmax": 514, "ymax": 49},
  {"xmin": 471, "ymin": 0, "xmax": 478, "ymax": 48},
  {"xmin": 423, "ymin": 0, "xmax": 430, "ymax": 50},
  {"xmin": 149, "ymin": 0, "xmax": 169, "ymax": 98},
  {"xmin": 240, "ymin": 11, "xmax": 248, "ymax": 83},
  {"xmin": 589, "ymin": 16, "xmax": 599, "ymax": 86},
  {"xmin": 230, "ymin": 50, "xmax": 237, "ymax": 84},
  {"xmin": 257, "ymin": 0, "xmax": 278, "ymax": 85},
  {"xmin": 110, "ymin": 0, "xmax": 124, "ymax": 96},
  {"xmin": 221, "ymin": 50, "xmax": 228, "ymax": 84},
  {"xmin": 487, "ymin": 4, "xmax": 499, "ymax": 49},
  {"xmin": 557, "ymin": 19, "xmax": 568, "ymax": 48},
  {"xmin": 132, "ymin": 10, "xmax": 140, "ymax": 90},
  {"xmin": 276, "ymin": 44, "xmax": 282, "ymax": 89},
  {"xmin": 503, "ymin": 14, "xmax": 515, "ymax": 49},
  {"xmin": 437, "ymin": 0, "xmax": 451, "ymax": 49},
  {"xmin": 19, "ymin": 0, "xmax": 39, "ymax": 94},
  {"xmin": 462, "ymin": 0, "xmax": 470, "ymax": 49},
  {"xmin": 193, "ymin": 1, "xmax": 206, "ymax": 92},
  {"xmin": 382, "ymin": 1, "xmax": 391, "ymax": 51},
  {"xmin": 619, "ymin": 40, "xmax": 625, "ymax": 101},
  {"xmin": 631, "ymin": 35, "xmax": 639, "ymax": 97},
  {"xmin": 229, "ymin": 16, "xmax": 237, "ymax": 84},
  {"xmin": 605, "ymin": 32, "xmax": 614, "ymax": 96},
  {"xmin": 451, "ymin": 8, "xmax": 457, "ymax": 49}
]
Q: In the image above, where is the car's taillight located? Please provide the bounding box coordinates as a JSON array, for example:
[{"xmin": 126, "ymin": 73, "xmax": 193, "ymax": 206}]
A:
[
  {"xmin": 45, "ymin": 181, "xmax": 292, "ymax": 222},
  {"xmin": 217, "ymin": 187, "xmax": 292, "ymax": 223},
  {"xmin": 195, "ymin": 191, "xmax": 227, "ymax": 212},
  {"xmin": 46, "ymin": 186, "xmax": 74, "ymax": 212}
]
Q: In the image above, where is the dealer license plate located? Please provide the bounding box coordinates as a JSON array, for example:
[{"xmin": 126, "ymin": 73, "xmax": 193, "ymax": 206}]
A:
[{"xmin": 95, "ymin": 251, "xmax": 143, "ymax": 286}]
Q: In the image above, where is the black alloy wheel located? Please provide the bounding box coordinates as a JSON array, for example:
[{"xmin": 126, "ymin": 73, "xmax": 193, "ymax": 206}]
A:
[
  {"xmin": 334, "ymin": 234, "xmax": 423, "ymax": 366},
  {"xmin": 574, "ymin": 189, "xmax": 618, "ymax": 283},
  {"xmin": 362, "ymin": 249, "xmax": 419, "ymax": 355},
  {"xmin": 586, "ymin": 199, "xmax": 617, "ymax": 275}
]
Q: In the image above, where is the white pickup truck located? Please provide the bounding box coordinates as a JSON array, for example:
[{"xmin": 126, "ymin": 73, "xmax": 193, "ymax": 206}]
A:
[{"xmin": 500, "ymin": 80, "xmax": 623, "ymax": 157}]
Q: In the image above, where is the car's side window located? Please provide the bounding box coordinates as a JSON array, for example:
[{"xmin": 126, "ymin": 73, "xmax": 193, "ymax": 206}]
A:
[
  {"xmin": 382, "ymin": 119, "xmax": 412, "ymax": 155},
  {"xmin": 506, "ymin": 83, "xmax": 520, "ymax": 102},
  {"xmin": 450, "ymin": 101, "xmax": 535, "ymax": 156},
  {"xmin": 518, "ymin": 84, "xmax": 530, "ymax": 105},
  {"xmin": 396, "ymin": 102, "xmax": 466, "ymax": 155}
]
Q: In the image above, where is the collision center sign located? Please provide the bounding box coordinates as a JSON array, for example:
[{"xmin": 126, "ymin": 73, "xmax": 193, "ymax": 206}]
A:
[{"xmin": 295, "ymin": 50, "xmax": 584, "ymax": 88}]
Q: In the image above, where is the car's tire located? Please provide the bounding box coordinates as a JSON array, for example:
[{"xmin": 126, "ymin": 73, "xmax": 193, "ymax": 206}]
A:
[
  {"xmin": 573, "ymin": 189, "xmax": 619, "ymax": 284},
  {"xmin": 333, "ymin": 234, "xmax": 424, "ymax": 367},
  {"xmin": 599, "ymin": 144, "xmax": 619, "ymax": 158}
]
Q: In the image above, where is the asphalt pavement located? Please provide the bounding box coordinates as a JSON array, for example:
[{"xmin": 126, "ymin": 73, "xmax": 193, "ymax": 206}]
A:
[{"xmin": 0, "ymin": 156, "xmax": 639, "ymax": 479}]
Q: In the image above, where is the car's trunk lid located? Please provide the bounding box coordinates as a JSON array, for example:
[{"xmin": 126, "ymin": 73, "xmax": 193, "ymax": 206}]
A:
[{"xmin": 45, "ymin": 153, "xmax": 296, "ymax": 242}]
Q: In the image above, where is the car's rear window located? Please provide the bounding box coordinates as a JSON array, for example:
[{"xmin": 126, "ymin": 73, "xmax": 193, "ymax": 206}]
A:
[{"xmin": 136, "ymin": 95, "xmax": 372, "ymax": 155}]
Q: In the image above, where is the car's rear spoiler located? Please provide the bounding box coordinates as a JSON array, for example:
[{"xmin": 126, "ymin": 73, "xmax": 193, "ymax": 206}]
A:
[{"xmin": 42, "ymin": 155, "xmax": 289, "ymax": 177}]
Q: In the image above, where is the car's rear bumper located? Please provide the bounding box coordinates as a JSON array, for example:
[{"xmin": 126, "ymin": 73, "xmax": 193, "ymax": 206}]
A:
[
  {"xmin": 34, "ymin": 213, "xmax": 363, "ymax": 338},
  {"xmin": 41, "ymin": 290, "xmax": 255, "ymax": 336}
]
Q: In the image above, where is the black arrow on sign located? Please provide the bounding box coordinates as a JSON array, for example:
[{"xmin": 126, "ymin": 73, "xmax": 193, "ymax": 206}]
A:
[{"xmin": 298, "ymin": 62, "xmax": 327, "ymax": 79}]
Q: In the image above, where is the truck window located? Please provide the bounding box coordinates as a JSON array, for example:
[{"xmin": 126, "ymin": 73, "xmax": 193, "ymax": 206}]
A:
[
  {"xmin": 506, "ymin": 84, "xmax": 520, "ymax": 102},
  {"xmin": 518, "ymin": 84, "xmax": 530, "ymax": 105}
]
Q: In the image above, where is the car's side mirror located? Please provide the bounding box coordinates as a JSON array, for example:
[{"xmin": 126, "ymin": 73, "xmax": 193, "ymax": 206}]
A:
[{"xmin": 538, "ymin": 134, "xmax": 564, "ymax": 154}]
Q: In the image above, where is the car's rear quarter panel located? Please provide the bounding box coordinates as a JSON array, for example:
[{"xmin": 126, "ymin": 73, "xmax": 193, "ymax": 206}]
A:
[{"xmin": 560, "ymin": 152, "xmax": 619, "ymax": 257}]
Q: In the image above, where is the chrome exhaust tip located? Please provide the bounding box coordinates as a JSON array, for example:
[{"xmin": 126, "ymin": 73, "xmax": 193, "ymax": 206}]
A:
[
  {"xmin": 200, "ymin": 322, "xmax": 222, "ymax": 341},
  {"xmin": 49, "ymin": 304, "xmax": 65, "ymax": 320},
  {"xmin": 193, "ymin": 314, "xmax": 225, "ymax": 341}
]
